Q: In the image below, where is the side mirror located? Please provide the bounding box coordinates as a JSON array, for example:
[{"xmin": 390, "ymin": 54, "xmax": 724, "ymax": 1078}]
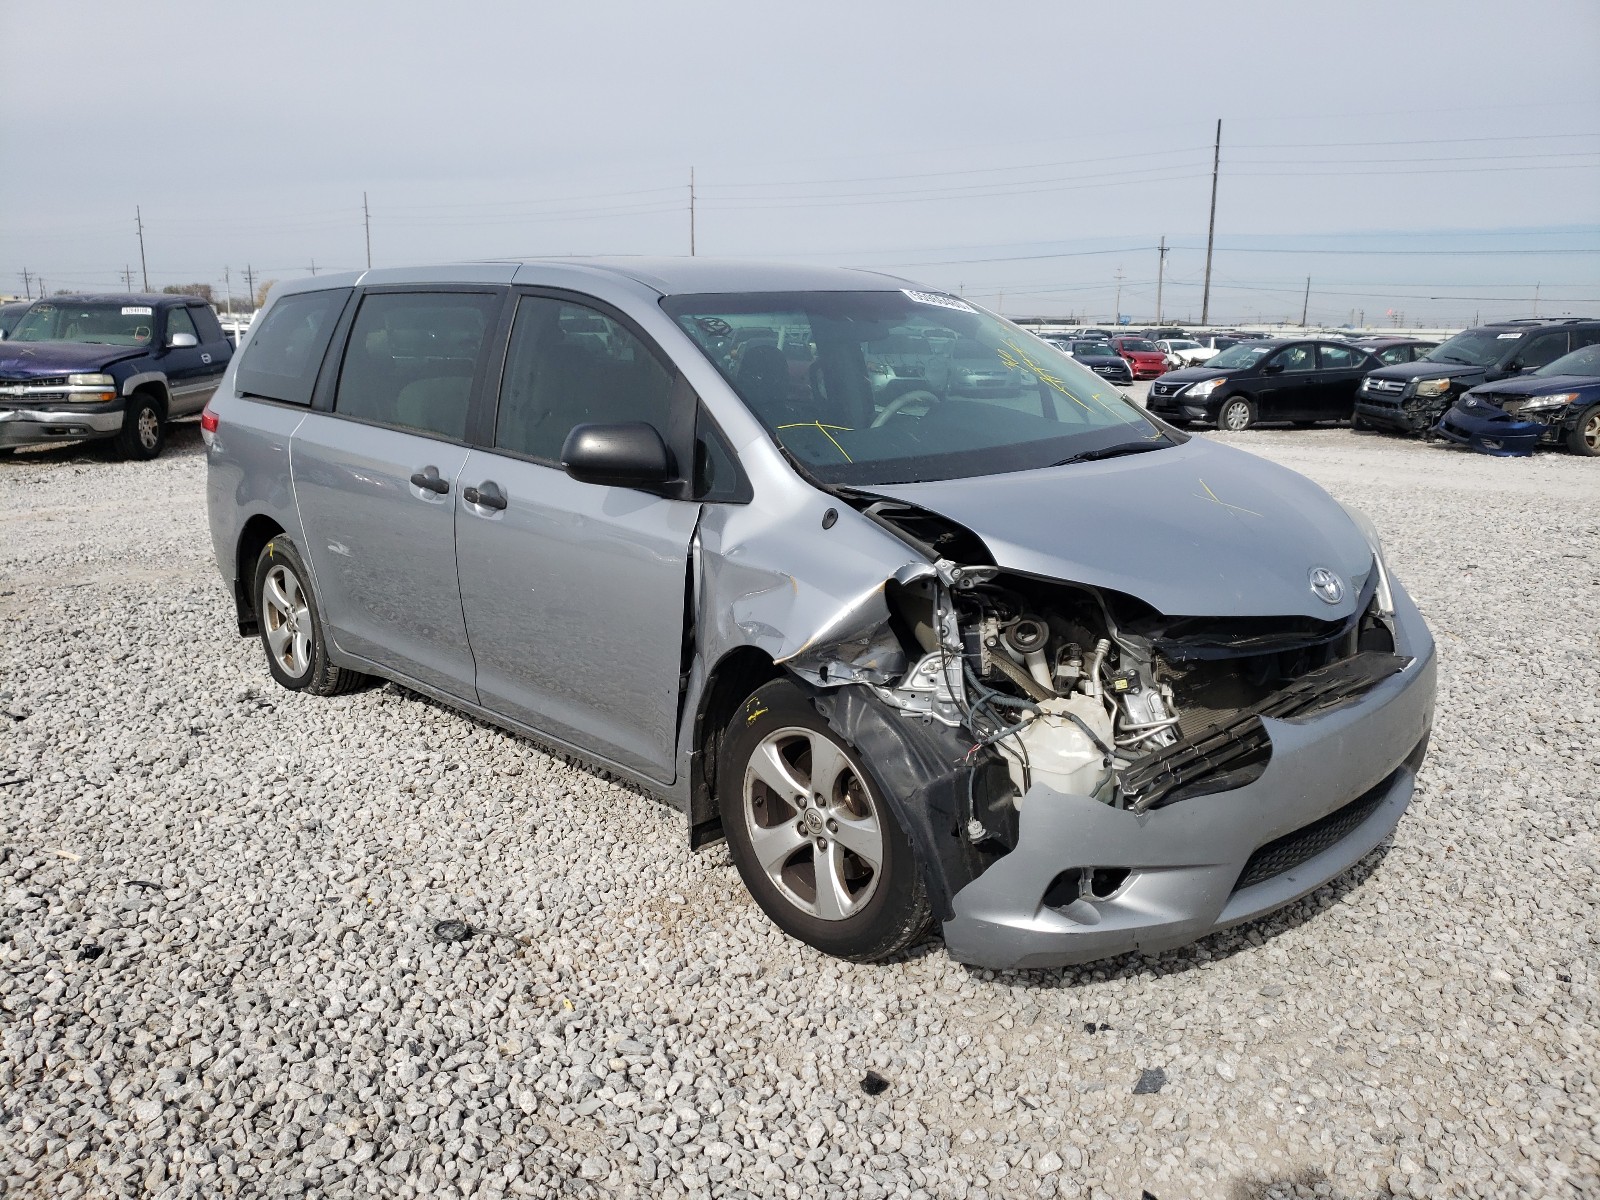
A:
[
  {"xmin": 167, "ymin": 331, "xmax": 199, "ymax": 349},
  {"xmin": 1262, "ymin": 361, "xmax": 1284, "ymax": 374},
  {"xmin": 561, "ymin": 422, "xmax": 674, "ymax": 489}
]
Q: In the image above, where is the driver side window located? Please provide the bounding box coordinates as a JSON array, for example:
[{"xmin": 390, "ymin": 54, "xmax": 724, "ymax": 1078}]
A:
[
  {"xmin": 495, "ymin": 296, "xmax": 676, "ymax": 464},
  {"xmin": 166, "ymin": 306, "xmax": 198, "ymax": 343},
  {"xmin": 1516, "ymin": 332, "xmax": 1568, "ymax": 372},
  {"xmin": 1270, "ymin": 344, "xmax": 1316, "ymax": 373}
]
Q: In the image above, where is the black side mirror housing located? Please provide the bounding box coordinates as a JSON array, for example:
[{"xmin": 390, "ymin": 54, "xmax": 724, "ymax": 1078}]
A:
[
  {"xmin": 1262, "ymin": 361, "xmax": 1284, "ymax": 374},
  {"xmin": 561, "ymin": 422, "xmax": 674, "ymax": 489}
]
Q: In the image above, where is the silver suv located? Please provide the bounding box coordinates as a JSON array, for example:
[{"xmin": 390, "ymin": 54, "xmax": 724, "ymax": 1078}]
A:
[{"xmin": 206, "ymin": 259, "xmax": 1435, "ymax": 969}]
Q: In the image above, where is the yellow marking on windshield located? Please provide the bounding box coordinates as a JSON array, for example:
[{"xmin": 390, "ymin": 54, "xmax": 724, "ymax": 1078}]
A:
[
  {"xmin": 999, "ymin": 338, "xmax": 1130, "ymax": 419},
  {"xmin": 1196, "ymin": 477, "xmax": 1262, "ymax": 518},
  {"xmin": 777, "ymin": 421, "xmax": 855, "ymax": 462}
]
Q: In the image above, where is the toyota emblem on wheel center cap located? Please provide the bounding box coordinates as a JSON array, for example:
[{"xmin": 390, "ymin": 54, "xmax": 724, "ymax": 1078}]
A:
[{"xmin": 1309, "ymin": 567, "xmax": 1345, "ymax": 605}]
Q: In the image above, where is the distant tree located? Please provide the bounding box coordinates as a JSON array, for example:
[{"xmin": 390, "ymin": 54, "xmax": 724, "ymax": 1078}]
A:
[
  {"xmin": 254, "ymin": 280, "xmax": 277, "ymax": 308},
  {"xmin": 162, "ymin": 282, "xmax": 215, "ymax": 303}
]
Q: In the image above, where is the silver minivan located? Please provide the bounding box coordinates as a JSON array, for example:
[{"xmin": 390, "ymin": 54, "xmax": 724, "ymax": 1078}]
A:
[{"xmin": 205, "ymin": 258, "xmax": 1435, "ymax": 969}]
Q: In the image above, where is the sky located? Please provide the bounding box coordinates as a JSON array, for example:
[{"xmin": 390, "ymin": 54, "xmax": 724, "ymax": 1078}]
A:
[{"xmin": 3, "ymin": 0, "xmax": 1598, "ymax": 327}]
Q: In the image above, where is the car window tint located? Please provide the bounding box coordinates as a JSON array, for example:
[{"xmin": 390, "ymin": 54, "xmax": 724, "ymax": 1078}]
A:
[
  {"xmin": 236, "ymin": 289, "xmax": 351, "ymax": 406},
  {"xmin": 1572, "ymin": 328, "xmax": 1600, "ymax": 351},
  {"xmin": 166, "ymin": 306, "xmax": 198, "ymax": 342},
  {"xmin": 334, "ymin": 291, "xmax": 498, "ymax": 439},
  {"xmin": 1518, "ymin": 332, "xmax": 1569, "ymax": 371},
  {"xmin": 495, "ymin": 296, "xmax": 675, "ymax": 463},
  {"xmin": 1270, "ymin": 344, "xmax": 1316, "ymax": 373},
  {"xmin": 190, "ymin": 304, "xmax": 225, "ymax": 343},
  {"xmin": 1318, "ymin": 344, "xmax": 1361, "ymax": 370}
]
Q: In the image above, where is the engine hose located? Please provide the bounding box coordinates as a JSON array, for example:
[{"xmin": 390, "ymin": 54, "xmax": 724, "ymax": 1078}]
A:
[{"xmin": 986, "ymin": 649, "xmax": 1057, "ymax": 702}]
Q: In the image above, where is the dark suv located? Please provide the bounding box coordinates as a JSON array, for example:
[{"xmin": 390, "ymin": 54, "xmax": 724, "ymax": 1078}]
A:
[{"xmin": 1353, "ymin": 318, "xmax": 1600, "ymax": 436}]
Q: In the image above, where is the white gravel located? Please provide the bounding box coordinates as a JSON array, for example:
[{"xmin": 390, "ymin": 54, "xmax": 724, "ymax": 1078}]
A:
[{"xmin": 2, "ymin": 419, "xmax": 1597, "ymax": 1199}]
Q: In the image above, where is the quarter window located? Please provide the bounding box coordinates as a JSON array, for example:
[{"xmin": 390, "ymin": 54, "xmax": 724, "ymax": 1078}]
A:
[
  {"xmin": 166, "ymin": 306, "xmax": 198, "ymax": 343},
  {"xmin": 494, "ymin": 296, "xmax": 676, "ymax": 463},
  {"xmin": 333, "ymin": 291, "xmax": 500, "ymax": 440},
  {"xmin": 236, "ymin": 289, "xmax": 351, "ymax": 406}
]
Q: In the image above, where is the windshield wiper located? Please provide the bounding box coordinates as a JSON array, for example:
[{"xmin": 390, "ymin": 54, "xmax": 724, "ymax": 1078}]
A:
[
  {"xmin": 1434, "ymin": 355, "xmax": 1472, "ymax": 365},
  {"xmin": 1051, "ymin": 440, "xmax": 1169, "ymax": 467}
]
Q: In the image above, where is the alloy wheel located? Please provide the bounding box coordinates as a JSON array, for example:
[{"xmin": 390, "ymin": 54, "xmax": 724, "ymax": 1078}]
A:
[
  {"xmin": 1583, "ymin": 412, "xmax": 1600, "ymax": 453},
  {"xmin": 137, "ymin": 407, "xmax": 160, "ymax": 451},
  {"xmin": 742, "ymin": 726, "xmax": 884, "ymax": 921},
  {"xmin": 261, "ymin": 564, "xmax": 313, "ymax": 678}
]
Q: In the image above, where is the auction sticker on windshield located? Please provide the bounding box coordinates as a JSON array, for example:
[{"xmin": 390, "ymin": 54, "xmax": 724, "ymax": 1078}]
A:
[{"xmin": 123, "ymin": 306, "xmax": 153, "ymax": 316}]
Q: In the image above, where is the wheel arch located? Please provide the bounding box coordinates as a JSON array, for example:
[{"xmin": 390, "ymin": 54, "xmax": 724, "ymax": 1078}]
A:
[
  {"xmin": 687, "ymin": 645, "xmax": 783, "ymax": 847},
  {"xmin": 120, "ymin": 373, "xmax": 171, "ymax": 415},
  {"xmin": 233, "ymin": 514, "xmax": 286, "ymax": 636}
]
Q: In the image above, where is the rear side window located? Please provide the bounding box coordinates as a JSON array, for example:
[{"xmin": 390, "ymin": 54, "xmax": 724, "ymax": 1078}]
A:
[
  {"xmin": 1517, "ymin": 331, "xmax": 1569, "ymax": 371},
  {"xmin": 236, "ymin": 289, "xmax": 351, "ymax": 406},
  {"xmin": 190, "ymin": 304, "xmax": 225, "ymax": 343},
  {"xmin": 493, "ymin": 296, "xmax": 675, "ymax": 464},
  {"xmin": 1318, "ymin": 344, "xmax": 1362, "ymax": 370},
  {"xmin": 333, "ymin": 291, "xmax": 500, "ymax": 440},
  {"xmin": 1270, "ymin": 344, "xmax": 1316, "ymax": 373}
]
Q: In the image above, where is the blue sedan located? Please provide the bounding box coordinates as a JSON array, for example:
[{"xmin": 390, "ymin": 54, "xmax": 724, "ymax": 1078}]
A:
[{"xmin": 1434, "ymin": 343, "xmax": 1600, "ymax": 457}]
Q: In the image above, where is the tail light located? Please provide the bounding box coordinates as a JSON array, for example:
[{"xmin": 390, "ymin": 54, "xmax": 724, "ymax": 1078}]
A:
[{"xmin": 200, "ymin": 401, "xmax": 219, "ymax": 447}]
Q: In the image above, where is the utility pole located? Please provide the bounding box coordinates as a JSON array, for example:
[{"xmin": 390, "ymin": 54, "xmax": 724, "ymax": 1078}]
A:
[
  {"xmin": 19, "ymin": 268, "xmax": 33, "ymax": 299},
  {"xmin": 242, "ymin": 264, "xmax": 257, "ymax": 308},
  {"xmin": 223, "ymin": 267, "xmax": 234, "ymax": 320},
  {"xmin": 1532, "ymin": 282, "xmax": 1540, "ymax": 317},
  {"xmin": 689, "ymin": 167, "xmax": 696, "ymax": 256},
  {"xmin": 306, "ymin": 259, "xmax": 317, "ymax": 276},
  {"xmin": 363, "ymin": 192, "xmax": 372, "ymax": 269},
  {"xmin": 1200, "ymin": 119, "xmax": 1221, "ymax": 325},
  {"xmin": 121, "ymin": 265, "xmax": 135, "ymax": 292},
  {"xmin": 1155, "ymin": 236, "xmax": 1169, "ymax": 325},
  {"xmin": 1113, "ymin": 265, "xmax": 1125, "ymax": 324},
  {"xmin": 136, "ymin": 206, "xmax": 149, "ymax": 291},
  {"xmin": 1300, "ymin": 277, "xmax": 1311, "ymax": 326}
]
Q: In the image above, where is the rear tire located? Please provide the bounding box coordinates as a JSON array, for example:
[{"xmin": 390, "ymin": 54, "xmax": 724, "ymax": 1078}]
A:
[
  {"xmin": 1216, "ymin": 396, "xmax": 1255, "ymax": 432},
  {"xmin": 719, "ymin": 680, "xmax": 931, "ymax": 962},
  {"xmin": 115, "ymin": 391, "xmax": 165, "ymax": 460},
  {"xmin": 251, "ymin": 536, "xmax": 367, "ymax": 695},
  {"xmin": 1567, "ymin": 405, "xmax": 1600, "ymax": 456}
]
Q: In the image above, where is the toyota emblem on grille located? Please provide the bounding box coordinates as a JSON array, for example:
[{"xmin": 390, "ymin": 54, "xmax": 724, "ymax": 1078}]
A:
[{"xmin": 1309, "ymin": 567, "xmax": 1344, "ymax": 605}]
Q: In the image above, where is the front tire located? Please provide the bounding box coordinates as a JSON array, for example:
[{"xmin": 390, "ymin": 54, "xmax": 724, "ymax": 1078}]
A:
[
  {"xmin": 115, "ymin": 391, "xmax": 165, "ymax": 460},
  {"xmin": 251, "ymin": 536, "xmax": 367, "ymax": 695},
  {"xmin": 1567, "ymin": 405, "xmax": 1600, "ymax": 456},
  {"xmin": 719, "ymin": 680, "xmax": 931, "ymax": 962},
  {"xmin": 1216, "ymin": 396, "xmax": 1255, "ymax": 432}
]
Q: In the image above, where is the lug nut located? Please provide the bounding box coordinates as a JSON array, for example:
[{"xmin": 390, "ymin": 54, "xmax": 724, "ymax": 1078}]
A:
[
  {"xmin": 826, "ymin": 819, "xmax": 838, "ymax": 833},
  {"xmin": 815, "ymin": 838, "xmax": 827, "ymax": 850}
]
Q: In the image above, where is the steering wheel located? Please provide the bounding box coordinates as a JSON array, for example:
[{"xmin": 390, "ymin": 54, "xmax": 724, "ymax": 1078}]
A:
[
  {"xmin": 870, "ymin": 389, "xmax": 942, "ymax": 429},
  {"xmin": 696, "ymin": 317, "xmax": 732, "ymax": 337}
]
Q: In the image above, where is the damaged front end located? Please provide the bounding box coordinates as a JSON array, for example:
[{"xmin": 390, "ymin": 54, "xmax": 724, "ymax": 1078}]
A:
[{"xmin": 726, "ymin": 492, "xmax": 1435, "ymax": 970}]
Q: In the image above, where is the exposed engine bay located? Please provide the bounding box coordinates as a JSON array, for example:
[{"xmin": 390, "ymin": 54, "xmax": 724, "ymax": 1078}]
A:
[{"xmin": 867, "ymin": 554, "xmax": 1403, "ymax": 849}]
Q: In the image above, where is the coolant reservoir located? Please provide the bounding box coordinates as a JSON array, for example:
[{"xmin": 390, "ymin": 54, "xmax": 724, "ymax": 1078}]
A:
[{"xmin": 1008, "ymin": 695, "xmax": 1115, "ymax": 802}]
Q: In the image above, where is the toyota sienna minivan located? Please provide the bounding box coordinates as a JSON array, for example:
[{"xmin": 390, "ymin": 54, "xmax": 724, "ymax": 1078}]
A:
[{"xmin": 206, "ymin": 258, "xmax": 1435, "ymax": 969}]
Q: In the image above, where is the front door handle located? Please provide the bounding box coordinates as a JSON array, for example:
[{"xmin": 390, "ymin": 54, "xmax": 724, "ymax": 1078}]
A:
[
  {"xmin": 463, "ymin": 480, "xmax": 507, "ymax": 510},
  {"xmin": 410, "ymin": 466, "xmax": 450, "ymax": 495}
]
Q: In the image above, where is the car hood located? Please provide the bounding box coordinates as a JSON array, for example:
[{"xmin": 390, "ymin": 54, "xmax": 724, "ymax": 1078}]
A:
[
  {"xmin": 1466, "ymin": 372, "xmax": 1600, "ymax": 398},
  {"xmin": 1074, "ymin": 354, "xmax": 1126, "ymax": 365},
  {"xmin": 1367, "ymin": 360, "xmax": 1483, "ymax": 383},
  {"xmin": 866, "ymin": 437, "xmax": 1373, "ymax": 621},
  {"xmin": 1158, "ymin": 365, "xmax": 1232, "ymax": 384},
  {"xmin": 0, "ymin": 342, "xmax": 143, "ymax": 377}
]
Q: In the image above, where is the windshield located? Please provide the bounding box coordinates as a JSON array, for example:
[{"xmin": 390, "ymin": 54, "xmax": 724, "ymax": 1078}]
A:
[
  {"xmin": 1207, "ymin": 342, "xmax": 1273, "ymax": 369},
  {"xmin": 1423, "ymin": 328, "xmax": 1518, "ymax": 367},
  {"xmin": 663, "ymin": 290, "xmax": 1169, "ymax": 485},
  {"xmin": 9, "ymin": 301, "xmax": 159, "ymax": 347},
  {"xmin": 1167, "ymin": 340, "xmax": 1201, "ymax": 351},
  {"xmin": 1118, "ymin": 338, "xmax": 1158, "ymax": 352},
  {"xmin": 0, "ymin": 304, "xmax": 31, "ymax": 338},
  {"xmin": 1072, "ymin": 341, "xmax": 1111, "ymax": 355},
  {"xmin": 1537, "ymin": 344, "xmax": 1600, "ymax": 378}
]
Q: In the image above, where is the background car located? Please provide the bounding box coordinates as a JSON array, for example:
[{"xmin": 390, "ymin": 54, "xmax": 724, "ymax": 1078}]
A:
[
  {"xmin": 1355, "ymin": 318, "xmax": 1600, "ymax": 436},
  {"xmin": 1064, "ymin": 339, "xmax": 1134, "ymax": 384},
  {"xmin": 1146, "ymin": 338, "xmax": 1380, "ymax": 430},
  {"xmin": 1109, "ymin": 335, "xmax": 1169, "ymax": 379},
  {"xmin": 1434, "ymin": 343, "xmax": 1600, "ymax": 457},
  {"xmin": 947, "ymin": 336, "xmax": 1030, "ymax": 397},
  {"xmin": 1155, "ymin": 337, "xmax": 1216, "ymax": 366}
]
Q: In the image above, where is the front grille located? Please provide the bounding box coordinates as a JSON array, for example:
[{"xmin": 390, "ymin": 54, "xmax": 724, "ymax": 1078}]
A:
[
  {"xmin": 1150, "ymin": 382, "xmax": 1182, "ymax": 397},
  {"xmin": 1365, "ymin": 378, "xmax": 1406, "ymax": 395},
  {"xmin": 0, "ymin": 375, "xmax": 69, "ymax": 388},
  {"xmin": 1232, "ymin": 772, "xmax": 1394, "ymax": 892}
]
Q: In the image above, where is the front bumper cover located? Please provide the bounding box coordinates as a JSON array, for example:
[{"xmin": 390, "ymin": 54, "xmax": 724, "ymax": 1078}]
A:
[
  {"xmin": 1433, "ymin": 402, "xmax": 1560, "ymax": 457},
  {"xmin": 941, "ymin": 580, "xmax": 1436, "ymax": 969},
  {"xmin": 0, "ymin": 405, "xmax": 125, "ymax": 448}
]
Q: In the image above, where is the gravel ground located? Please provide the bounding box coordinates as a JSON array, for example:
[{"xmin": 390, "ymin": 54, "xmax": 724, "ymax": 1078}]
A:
[{"xmin": 2, "ymin": 416, "xmax": 1597, "ymax": 1200}]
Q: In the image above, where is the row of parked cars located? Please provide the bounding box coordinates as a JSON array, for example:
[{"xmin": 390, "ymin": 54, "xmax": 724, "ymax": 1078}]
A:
[{"xmin": 1036, "ymin": 319, "xmax": 1600, "ymax": 456}]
